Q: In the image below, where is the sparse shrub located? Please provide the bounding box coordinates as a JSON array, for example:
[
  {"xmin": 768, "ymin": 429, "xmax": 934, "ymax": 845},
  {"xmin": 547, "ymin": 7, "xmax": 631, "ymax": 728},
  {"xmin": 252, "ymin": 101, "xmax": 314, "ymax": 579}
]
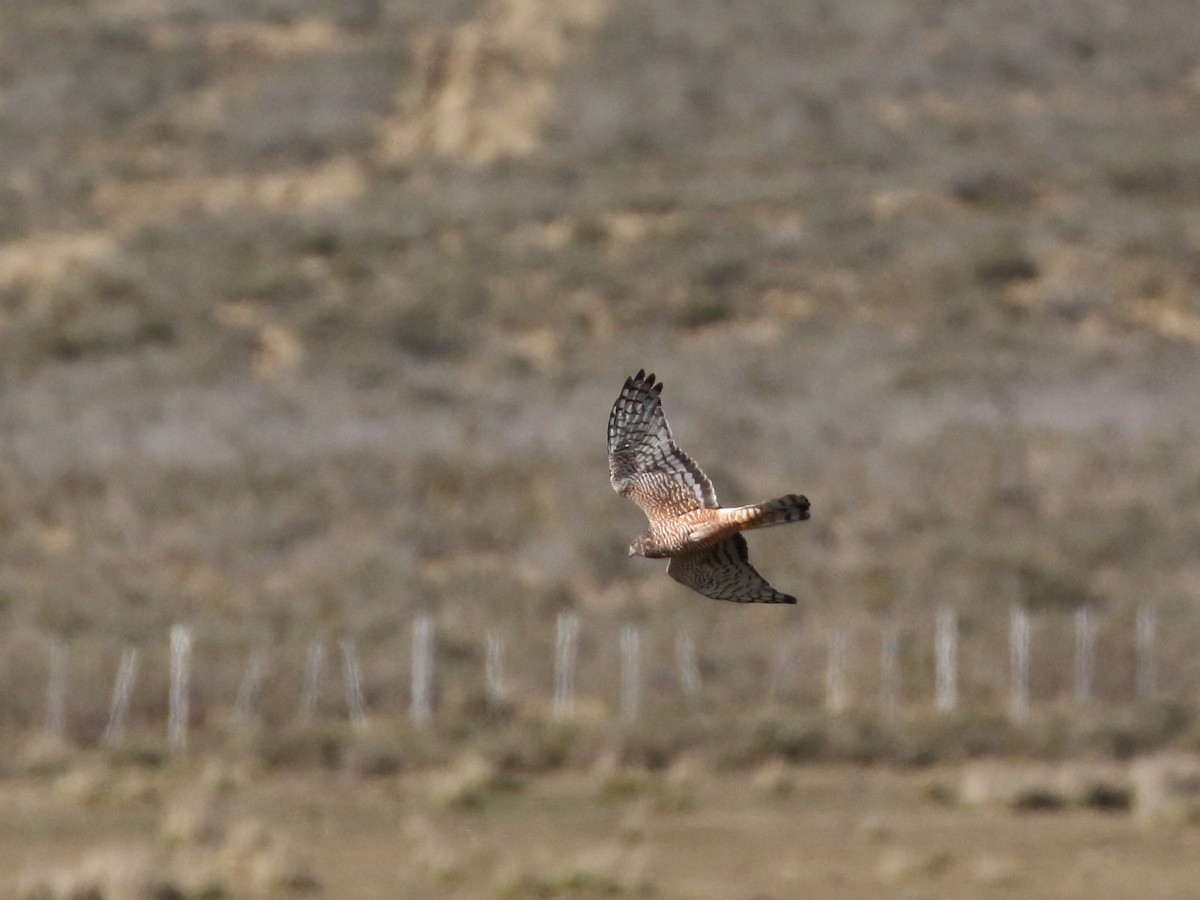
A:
[
  {"xmin": 592, "ymin": 763, "xmax": 655, "ymax": 801},
  {"xmin": 51, "ymin": 761, "xmax": 163, "ymax": 811},
  {"xmin": 100, "ymin": 735, "xmax": 169, "ymax": 770},
  {"xmin": 17, "ymin": 844, "xmax": 169, "ymax": 900},
  {"xmin": 12, "ymin": 734, "xmax": 79, "ymax": 778},
  {"xmin": 494, "ymin": 848, "xmax": 656, "ymax": 899},
  {"xmin": 891, "ymin": 713, "xmax": 1027, "ymax": 767},
  {"xmin": 750, "ymin": 759, "xmax": 795, "ymax": 799},
  {"xmin": 950, "ymin": 170, "xmax": 1034, "ymax": 208},
  {"xmin": 428, "ymin": 752, "xmax": 521, "ymax": 809},
  {"xmin": 388, "ymin": 251, "xmax": 490, "ymax": 360},
  {"xmin": 1086, "ymin": 783, "xmax": 1132, "ymax": 811},
  {"xmin": 970, "ymin": 855, "xmax": 1022, "ymax": 888},
  {"xmin": 718, "ymin": 714, "xmax": 829, "ymax": 768},
  {"xmin": 340, "ymin": 721, "xmax": 439, "ymax": 778},
  {"xmin": 608, "ymin": 720, "xmax": 702, "ymax": 771},
  {"xmin": 411, "ymin": 455, "xmax": 554, "ymax": 552},
  {"xmin": 1065, "ymin": 703, "xmax": 1195, "ymax": 761},
  {"xmin": 161, "ymin": 785, "xmax": 224, "ymax": 847},
  {"xmin": 822, "ymin": 714, "xmax": 890, "ymax": 764},
  {"xmin": 21, "ymin": 802, "xmax": 317, "ymax": 899},
  {"xmin": 14, "ymin": 265, "xmax": 177, "ymax": 367},
  {"xmin": 659, "ymin": 754, "xmax": 704, "ymax": 810},
  {"xmin": 590, "ymin": 752, "xmax": 699, "ymax": 812},
  {"xmin": 479, "ymin": 720, "xmax": 579, "ymax": 775},
  {"xmin": 959, "ymin": 760, "xmax": 1131, "ymax": 812},
  {"xmin": 218, "ymin": 819, "xmax": 318, "ymax": 894},
  {"xmin": 877, "ymin": 846, "xmax": 954, "ymax": 886},
  {"xmin": 1011, "ymin": 785, "xmax": 1066, "ymax": 812},
  {"xmin": 252, "ymin": 721, "xmax": 347, "ymax": 771},
  {"xmin": 716, "ymin": 712, "xmax": 887, "ymax": 767},
  {"xmin": 674, "ymin": 293, "xmax": 737, "ymax": 330},
  {"xmin": 1131, "ymin": 754, "xmax": 1200, "ymax": 826}
]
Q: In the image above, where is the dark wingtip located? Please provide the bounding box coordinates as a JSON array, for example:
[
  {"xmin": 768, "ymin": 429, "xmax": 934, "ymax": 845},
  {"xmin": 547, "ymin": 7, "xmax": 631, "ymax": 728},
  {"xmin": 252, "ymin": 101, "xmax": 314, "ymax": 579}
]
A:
[
  {"xmin": 627, "ymin": 369, "xmax": 662, "ymax": 395},
  {"xmin": 780, "ymin": 594, "xmax": 798, "ymax": 604}
]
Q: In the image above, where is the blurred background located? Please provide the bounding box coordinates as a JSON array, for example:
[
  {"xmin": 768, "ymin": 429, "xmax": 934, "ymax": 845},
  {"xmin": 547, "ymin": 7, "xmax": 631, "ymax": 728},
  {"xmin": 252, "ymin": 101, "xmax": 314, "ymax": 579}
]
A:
[
  {"xmin": 1, "ymin": 0, "xmax": 1200, "ymax": 755},
  {"xmin": 6, "ymin": 0, "xmax": 1200, "ymax": 896}
]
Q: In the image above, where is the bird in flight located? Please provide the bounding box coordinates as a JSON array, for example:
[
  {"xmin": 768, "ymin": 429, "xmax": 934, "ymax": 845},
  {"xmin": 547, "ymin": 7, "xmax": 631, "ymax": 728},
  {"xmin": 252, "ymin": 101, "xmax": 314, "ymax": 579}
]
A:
[{"xmin": 607, "ymin": 369, "xmax": 810, "ymax": 604}]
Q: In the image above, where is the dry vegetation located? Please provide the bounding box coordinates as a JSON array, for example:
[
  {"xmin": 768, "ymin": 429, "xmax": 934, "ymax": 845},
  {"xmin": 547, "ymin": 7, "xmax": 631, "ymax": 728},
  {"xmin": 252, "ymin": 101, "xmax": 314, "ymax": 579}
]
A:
[
  {"xmin": 8, "ymin": 755, "xmax": 1200, "ymax": 899},
  {"xmin": 2, "ymin": 0, "xmax": 1200, "ymax": 894}
]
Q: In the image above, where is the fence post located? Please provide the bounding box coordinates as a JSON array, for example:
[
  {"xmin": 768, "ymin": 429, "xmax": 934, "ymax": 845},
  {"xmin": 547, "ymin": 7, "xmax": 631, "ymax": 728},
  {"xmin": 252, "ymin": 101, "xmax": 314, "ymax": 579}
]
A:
[
  {"xmin": 766, "ymin": 632, "xmax": 801, "ymax": 704},
  {"xmin": 1074, "ymin": 607, "xmax": 1095, "ymax": 703},
  {"xmin": 168, "ymin": 625, "xmax": 193, "ymax": 753},
  {"xmin": 234, "ymin": 646, "xmax": 268, "ymax": 722},
  {"xmin": 619, "ymin": 624, "xmax": 641, "ymax": 724},
  {"xmin": 299, "ymin": 637, "xmax": 325, "ymax": 720},
  {"xmin": 826, "ymin": 628, "xmax": 848, "ymax": 714},
  {"xmin": 1010, "ymin": 606, "xmax": 1030, "ymax": 722},
  {"xmin": 485, "ymin": 630, "xmax": 506, "ymax": 714},
  {"xmin": 340, "ymin": 638, "xmax": 367, "ymax": 728},
  {"xmin": 935, "ymin": 605, "xmax": 957, "ymax": 712},
  {"xmin": 675, "ymin": 626, "xmax": 703, "ymax": 716},
  {"xmin": 103, "ymin": 646, "xmax": 139, "ymax": 744},
  {"xmin": 1136, "ymin": 605, "xmax": 1157, "ymax": 700},
  {"xmin": 553, "ymin": 612, "xmax": 580, "ymax": 719},
  {"xmin": 881, "ymin": 623, "xmax": 900, "ymax": 721},
  {"xmin": 410, "ymin": 614, "xmax": 435, "ymax": 727},
  {"xmin": 46, "ymin": 638, "xmax": 67, "ymax": 738}
]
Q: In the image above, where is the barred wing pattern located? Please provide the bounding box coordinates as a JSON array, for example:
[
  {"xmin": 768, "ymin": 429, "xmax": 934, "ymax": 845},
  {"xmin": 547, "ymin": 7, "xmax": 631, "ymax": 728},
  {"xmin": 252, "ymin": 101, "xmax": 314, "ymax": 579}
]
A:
[
  {"xmin": 607, "ymin": 369, "xmax": 718, "ymax": 517},
  {"xmin": 667, "ymin": 534, "xmax": 797, "ymax": 604}
]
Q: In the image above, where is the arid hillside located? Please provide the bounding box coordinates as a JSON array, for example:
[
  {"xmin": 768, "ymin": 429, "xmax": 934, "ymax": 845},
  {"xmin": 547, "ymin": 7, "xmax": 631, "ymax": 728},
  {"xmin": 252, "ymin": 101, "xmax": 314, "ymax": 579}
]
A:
[{"xmin": 0, "ymin": 0, "xmax": 1198, "ymax": 730}]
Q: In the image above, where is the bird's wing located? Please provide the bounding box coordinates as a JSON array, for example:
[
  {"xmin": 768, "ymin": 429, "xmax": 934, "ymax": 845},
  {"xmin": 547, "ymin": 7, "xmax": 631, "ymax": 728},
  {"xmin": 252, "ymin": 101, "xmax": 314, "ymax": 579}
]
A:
[
  {"xmin": 607, "ymin": 369, "xmax": 718, "ymax": 519},
  {"xmin": 666, "ymin": 535, "xmax": 797, "ymax": 604}
]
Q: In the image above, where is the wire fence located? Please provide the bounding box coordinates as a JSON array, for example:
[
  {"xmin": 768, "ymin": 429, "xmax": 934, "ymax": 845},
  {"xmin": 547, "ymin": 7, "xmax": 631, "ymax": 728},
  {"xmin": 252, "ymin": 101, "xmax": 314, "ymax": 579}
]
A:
[{"xmin": 4, "ymin": 604, "xmax": 1196, "ymax": 754}]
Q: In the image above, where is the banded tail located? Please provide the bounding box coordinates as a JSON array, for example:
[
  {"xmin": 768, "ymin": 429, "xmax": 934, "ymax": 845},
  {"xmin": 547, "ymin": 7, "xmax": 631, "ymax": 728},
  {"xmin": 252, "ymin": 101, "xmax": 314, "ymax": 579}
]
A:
[{"xmin": 729, "ymin": 494, "xmax": 811, "ymax": 530}]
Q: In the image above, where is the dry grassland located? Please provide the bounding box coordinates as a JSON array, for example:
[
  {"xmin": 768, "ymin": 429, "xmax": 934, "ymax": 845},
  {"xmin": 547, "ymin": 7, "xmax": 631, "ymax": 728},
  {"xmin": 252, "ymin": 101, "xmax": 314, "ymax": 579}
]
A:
[
  {"xmin": 9, "ymin": 757, "xmax": 1200, "ymax": 899},
  {"xmin": 3, "ymin": 0, "xmax": 1200, "ymax": 895}
]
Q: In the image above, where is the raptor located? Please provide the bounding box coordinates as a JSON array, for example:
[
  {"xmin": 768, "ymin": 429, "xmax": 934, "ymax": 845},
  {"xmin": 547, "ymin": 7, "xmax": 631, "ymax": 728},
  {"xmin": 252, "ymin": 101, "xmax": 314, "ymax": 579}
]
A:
[{"xmin": 607, "ymin": 369, "xmax": 810, "ymax": 604}]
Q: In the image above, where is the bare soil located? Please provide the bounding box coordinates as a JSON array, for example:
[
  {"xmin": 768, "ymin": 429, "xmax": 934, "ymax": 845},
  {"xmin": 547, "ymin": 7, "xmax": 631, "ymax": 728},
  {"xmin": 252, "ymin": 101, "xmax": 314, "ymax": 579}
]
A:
[{"xmin": 7, "ymin": 763, "xmax": 1200, "ymax": 899}]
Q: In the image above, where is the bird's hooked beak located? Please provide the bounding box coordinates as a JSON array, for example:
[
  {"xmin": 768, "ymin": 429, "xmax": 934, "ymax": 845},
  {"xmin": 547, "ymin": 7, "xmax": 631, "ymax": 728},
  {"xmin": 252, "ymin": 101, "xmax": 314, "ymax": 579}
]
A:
[{"xmin": 627, "ymin": 545, "xmax": 636, "ymax": 557}]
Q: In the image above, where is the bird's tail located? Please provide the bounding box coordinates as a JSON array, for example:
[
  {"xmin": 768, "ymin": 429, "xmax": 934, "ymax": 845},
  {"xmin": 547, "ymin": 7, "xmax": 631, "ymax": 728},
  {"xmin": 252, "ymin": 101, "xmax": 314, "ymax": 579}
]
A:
[{"xmin": 728, "ymin": 494, "xmax": 811, "ymax": 530}]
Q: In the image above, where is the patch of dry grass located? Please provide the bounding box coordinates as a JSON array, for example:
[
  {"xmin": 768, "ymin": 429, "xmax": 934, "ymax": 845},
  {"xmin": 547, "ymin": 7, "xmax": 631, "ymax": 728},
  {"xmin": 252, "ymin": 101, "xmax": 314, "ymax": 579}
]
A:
[
  {"xmin": 1131, "ymin": 754, "xmax": 1200, "ymax": 826},
  {"xmin": 959, "ymin": 759, "xmax": 1130, "ymax": 812},
  {"xmin": 18, "ymin": 776, "xmax": 317, "ymax": 900}
]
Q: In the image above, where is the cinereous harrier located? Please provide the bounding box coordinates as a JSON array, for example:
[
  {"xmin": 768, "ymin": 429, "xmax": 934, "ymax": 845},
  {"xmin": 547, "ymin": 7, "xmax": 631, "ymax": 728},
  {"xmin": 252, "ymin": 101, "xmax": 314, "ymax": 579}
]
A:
[{"xmin": 608, "ymin": 369, "xmax": 809, "ymax": 604}]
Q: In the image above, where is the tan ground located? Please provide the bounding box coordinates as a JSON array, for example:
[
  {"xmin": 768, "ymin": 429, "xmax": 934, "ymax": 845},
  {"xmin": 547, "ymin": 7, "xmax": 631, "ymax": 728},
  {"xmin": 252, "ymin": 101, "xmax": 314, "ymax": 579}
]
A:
[{"xmin": 6, "ymin": 762, "xmax": 1200, "ymax": 899}]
